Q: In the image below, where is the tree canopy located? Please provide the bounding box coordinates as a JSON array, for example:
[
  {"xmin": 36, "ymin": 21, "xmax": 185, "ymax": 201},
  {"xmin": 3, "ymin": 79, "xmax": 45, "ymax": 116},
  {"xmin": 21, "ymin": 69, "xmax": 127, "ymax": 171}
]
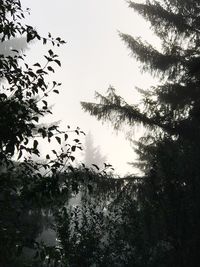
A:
[
  {"xmin": 0, "ymin": 1, "xmax": 87, "ymax": 266},
  {"xmin": 81, "ymin": 0, "xmax": 200, "ymax": 266},
  {"xmin": 2, "ymin": 0, "xmax": 200, "ymax": 266}
]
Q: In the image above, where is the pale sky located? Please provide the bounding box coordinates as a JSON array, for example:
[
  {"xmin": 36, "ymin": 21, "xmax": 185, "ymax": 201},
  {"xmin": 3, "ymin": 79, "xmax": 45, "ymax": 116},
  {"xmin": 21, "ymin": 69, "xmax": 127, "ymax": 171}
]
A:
[{"xmin": 20, "ymin": 0, "xmax": 157, "ymax": 175}]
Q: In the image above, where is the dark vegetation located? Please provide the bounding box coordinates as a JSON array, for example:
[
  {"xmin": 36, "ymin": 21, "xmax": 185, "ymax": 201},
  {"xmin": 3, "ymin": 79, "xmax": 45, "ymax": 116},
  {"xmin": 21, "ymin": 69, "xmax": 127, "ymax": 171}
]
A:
[{"xmin": 1, "ymin": 0, "xmax": 200, "ymax": 266}]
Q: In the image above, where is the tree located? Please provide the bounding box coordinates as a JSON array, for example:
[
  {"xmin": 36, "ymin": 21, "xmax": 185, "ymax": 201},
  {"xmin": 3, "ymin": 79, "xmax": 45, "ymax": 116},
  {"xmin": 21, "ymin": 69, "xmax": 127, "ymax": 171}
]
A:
[
  {"xmin": 83, "ymin": 131, "xmax": 107, "ymax": 168},
  {"xmin": 81, "ymin": 1, "xmax": 200, "ymax": 266},
  {"xmin": 55, "ymin": 173, "xmax": 138, "ymax": 267},
  {"xmin": 0, "ymin": 1, "xmax": 85, "ymax": 266}
]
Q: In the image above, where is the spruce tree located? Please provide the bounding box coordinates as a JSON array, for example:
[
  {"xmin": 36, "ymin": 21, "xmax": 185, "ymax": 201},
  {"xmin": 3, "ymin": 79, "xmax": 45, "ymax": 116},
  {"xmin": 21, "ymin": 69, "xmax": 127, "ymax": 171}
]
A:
[{"xmin": 81, "ymin": 1, "xmax": 200, "ymax": 266}]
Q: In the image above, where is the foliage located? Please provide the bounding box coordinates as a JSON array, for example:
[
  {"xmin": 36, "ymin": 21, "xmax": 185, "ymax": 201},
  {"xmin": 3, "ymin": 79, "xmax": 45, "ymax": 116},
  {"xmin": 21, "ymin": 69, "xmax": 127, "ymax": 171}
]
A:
[
  {"xmin": 81, "ymin": 0, "xmax": 200, "ymax": 266},
  {"xmin": 0, "ymin": 1, "xmax": 86, "ymax": 266},
  {"xmin": 55, "ymin": 186, "xmax": 136, "ymax": 267},
  {"xmin": 3, "ymin": 0, "xmax": 200, "ymax": 266}
]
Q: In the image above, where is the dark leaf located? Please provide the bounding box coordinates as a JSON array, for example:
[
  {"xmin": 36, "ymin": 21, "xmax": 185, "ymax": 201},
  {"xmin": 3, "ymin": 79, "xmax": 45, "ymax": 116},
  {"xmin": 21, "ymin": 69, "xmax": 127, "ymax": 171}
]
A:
[
  {"xmin": 43, "ymin": 38, "xmax": 47, "ymax": 44},
  {"xmin": 55, "ymin": 136, "xmax": 61, "ymax": 144},
  {"xmin": 33, "ymin": 140, "xmax": 38, "ymax": 149},
  {"xmin": 33, "ymin": 63, "xmax": 41, "ymax": 67},
  {"xmin": 92, "ymin": 164, "xmax": 100, "ymax": 170},
  {"xmin": 48, "ymin": 49, "xmax": 53, "ymax": 56},
  {"xmin": 18, "ymin": 150, "xmax": 23, "ymax": 160},
  {"xmin": 52, "ymin": 150, "xmax": 57, "ymax": 155},
  {"xmin": 54, "ymin": 59, "xmax": 61, "ymax": 66},
  {"xmin": 47, "ymin": 66, "xmax": 55, "ymax": 72},
  {"xmin": 32, "ymin": 116, "xmax": 39, "ymax": 122},
  {"xmin": 42, "ymin": 100, "xmax": 47, "ymax": 106},
  {"xmin": 70, "ymin": 156, "xmax": 75, "ymax": 161}
]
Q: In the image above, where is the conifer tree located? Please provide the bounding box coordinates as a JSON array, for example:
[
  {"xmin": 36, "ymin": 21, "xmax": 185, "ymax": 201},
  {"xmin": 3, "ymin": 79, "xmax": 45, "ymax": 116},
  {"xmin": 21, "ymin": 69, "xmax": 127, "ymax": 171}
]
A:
[
  {"xmin": 81, "ymin": 1, "xmax": 200, "ymax": 266},
  {"xmin": 83, "ymin": 131, "xmax": 107, "ymax": 168}
]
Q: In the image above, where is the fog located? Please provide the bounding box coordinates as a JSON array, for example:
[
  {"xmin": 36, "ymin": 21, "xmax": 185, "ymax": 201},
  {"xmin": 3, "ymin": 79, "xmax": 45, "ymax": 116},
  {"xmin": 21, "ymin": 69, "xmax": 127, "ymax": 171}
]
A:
[{"xmin": 20, "ymin": 0, "xmax": 157, "ymax": 175}]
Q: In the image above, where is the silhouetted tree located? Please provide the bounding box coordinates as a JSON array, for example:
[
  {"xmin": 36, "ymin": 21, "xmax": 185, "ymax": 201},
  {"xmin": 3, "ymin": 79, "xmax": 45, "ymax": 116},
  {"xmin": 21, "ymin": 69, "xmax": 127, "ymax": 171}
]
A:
[
  {"xmin": 0, "ymin": 1, "xmax": 84, "ymax": 266},
  {"xmin": 81, "ymin": 1, "xmax": 200, "ymax": 266}
]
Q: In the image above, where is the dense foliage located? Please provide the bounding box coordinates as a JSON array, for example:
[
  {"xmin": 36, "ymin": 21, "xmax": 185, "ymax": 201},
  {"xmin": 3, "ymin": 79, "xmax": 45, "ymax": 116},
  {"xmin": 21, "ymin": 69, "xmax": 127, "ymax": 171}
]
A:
[
  {"xmin": 2, "ymin": 0, "xmax": 200, "ymax": 266},
  {"xmin": 81, "ymin": 0, "xmax": 200, "ymax": 266},
  {"xmin": 0, "ymin": 4, "xmax": 122, "ymax": 267},
  {"xmin": 0, "ymin": 1, "xmax": 87, "ymax": 266}
]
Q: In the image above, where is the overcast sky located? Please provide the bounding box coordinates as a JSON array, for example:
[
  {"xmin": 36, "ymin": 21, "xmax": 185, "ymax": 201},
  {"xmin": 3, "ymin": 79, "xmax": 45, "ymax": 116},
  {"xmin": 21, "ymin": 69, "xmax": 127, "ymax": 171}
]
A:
[{"xmin": 20, "ymin": 0, "xmax": 157, "ymax": 175}]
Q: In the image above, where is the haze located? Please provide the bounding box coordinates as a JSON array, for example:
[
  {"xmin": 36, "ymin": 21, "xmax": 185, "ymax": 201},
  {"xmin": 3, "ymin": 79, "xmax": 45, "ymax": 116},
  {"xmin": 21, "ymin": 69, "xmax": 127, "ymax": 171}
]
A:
[{"xmin": 21, "ymin": 0, "xmax": 156, "ymax": 175}]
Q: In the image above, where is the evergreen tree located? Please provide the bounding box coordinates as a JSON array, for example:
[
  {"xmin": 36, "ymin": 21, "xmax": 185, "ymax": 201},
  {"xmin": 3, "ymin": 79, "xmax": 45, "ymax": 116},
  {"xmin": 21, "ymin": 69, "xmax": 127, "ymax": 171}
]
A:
[
  {"xmin": 81, "ymin": 1, "xmax": 200, "ymax": 266},
  {"xmin": 83, "ymin": 131, "xmax": 107, "ymax": 168}
]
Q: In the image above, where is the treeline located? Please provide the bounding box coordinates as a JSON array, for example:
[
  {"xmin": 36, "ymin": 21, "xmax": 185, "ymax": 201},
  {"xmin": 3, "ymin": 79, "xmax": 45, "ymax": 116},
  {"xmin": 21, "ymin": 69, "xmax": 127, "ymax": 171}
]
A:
[{"xmin": 1, "ymin": 1, "xmax": 200, "ymax": 267}]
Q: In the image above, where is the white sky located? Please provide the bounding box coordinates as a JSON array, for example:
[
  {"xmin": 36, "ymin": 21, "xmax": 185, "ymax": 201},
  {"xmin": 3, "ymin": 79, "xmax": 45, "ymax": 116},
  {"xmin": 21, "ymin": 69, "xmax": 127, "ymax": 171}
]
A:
[{"xmin": 21, "ymin": 0, "xmax": 157, "ymax": 175}]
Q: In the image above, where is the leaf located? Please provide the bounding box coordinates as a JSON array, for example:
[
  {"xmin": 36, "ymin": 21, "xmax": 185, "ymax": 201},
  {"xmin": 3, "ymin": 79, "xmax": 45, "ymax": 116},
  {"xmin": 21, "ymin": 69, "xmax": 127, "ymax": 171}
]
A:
[
  {"xmin": 46, "ymin": 154, "xmax": 50, "ymax": 160},
  {"xmin": 33, "ymin": 63, "xmax": 41, "ymax": 67},
  {"xmin": 11, "ymin": 49, "xmax": 19, "ymax": 53},
  {"xmin": 44, "ymin": 55, "xmax": 52, "ymax": 62},
  {"xmin": 47, "ymin": 66, "xmax": 55, "ymax": 72},
  {"xmin": 42, "ymin": 100, "xmax": 47, "ymax": 106},
  {"xmin": 80, "ymin": 131, "xmax": 86, "ymax": 135},
  {"xmin": 32, "ymin": 116, "xmax": 39, "ymax": 122},
  {"xmin": 68, "ymin": 165, "xmax": 74, "ymax": 172},
  {"xmin": 27, "ymin": 32, "xmax": 33, "ymax": 43},
  {"xmin": 48, "ymin": 132, "xmax": 53, "ymax": 138},
  {"xmin": 52, "ymin": 150, "xmax": 57, "ymax": 155},
  {"xmin": 71, "ymin": 146, "xmax": 76, "ymax": 152},
  {"xmin": 18, "ymin": 150, "xmax": 23, "ymax": 160},
  {"xmin": 54, "ymin": 59, "xmax": 61, "ymax": 66},
  {"xmin": 55, "ymin": 136, "xmax": 61, "ymax": 144},
  {"xmin": 53, "ymin": 89, "xmax": 59, "ymax": 94},
  {"xmin": 64, "ymin": 134, "xmax": 68, "ymax": 140},
  {"xmin": 48, "ymin": 49, "xmax": 53, "ymax": 56},
  {"xmin": 92, "ymin": 164, "xmax": 99, "ymax": 170},
  {"xmin": 33, "ymin": 140, "xmax": 38, "ymax": 149},
  {"xmin": 36, "ymin": 69, "xmax": 44, "ymax": 74},
  {"xmin": 24, "ymin": 138, "xmax": 28, "ymax": 145},
  {"xmin": 43, "ymin": 38, "xmax": 47, "ymax": 44},
  {"xmin": 28, "ymin": 71, "xmax": 36, "ymax": 78},
  {"xmin": 104, "ymin": 163, "xmax": 112, "ymax": 168},
  {"xmin": 70, "ymin": 156, "xmax": 75, "ymax": 162}
]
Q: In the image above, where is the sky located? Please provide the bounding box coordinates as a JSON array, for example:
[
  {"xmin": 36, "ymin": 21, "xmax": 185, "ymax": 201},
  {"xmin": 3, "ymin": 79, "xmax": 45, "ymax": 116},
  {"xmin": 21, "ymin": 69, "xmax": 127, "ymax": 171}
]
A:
[{"xmin": 20, "ymin": 0, "xmax": 157, "ymax": 175}]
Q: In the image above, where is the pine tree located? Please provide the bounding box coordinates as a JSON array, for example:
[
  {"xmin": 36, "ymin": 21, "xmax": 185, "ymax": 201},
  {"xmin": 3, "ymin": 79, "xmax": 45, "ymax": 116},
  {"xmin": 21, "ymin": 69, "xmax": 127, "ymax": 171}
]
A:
[
  {"xmin": 81, "ymin": 1, "xmax": 200, "ymax": 266},
  {"xmin": 83, "ymin": 131, "xmax": 107, "ymax": 168}
]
